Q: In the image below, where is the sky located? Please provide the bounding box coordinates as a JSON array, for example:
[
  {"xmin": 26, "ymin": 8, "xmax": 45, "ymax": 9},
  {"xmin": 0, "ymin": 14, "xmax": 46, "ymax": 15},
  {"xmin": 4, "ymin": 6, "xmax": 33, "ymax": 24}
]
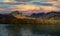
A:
[{"xmin": 0, "ymin": 0, "xmax": 60, "ymax": 14}]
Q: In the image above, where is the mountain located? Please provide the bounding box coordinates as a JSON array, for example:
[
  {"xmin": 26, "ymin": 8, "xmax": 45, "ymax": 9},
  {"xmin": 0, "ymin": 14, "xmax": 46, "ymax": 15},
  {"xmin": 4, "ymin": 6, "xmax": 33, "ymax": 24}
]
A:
[
  {"xmin": 30, "ymin": 11, "xmax": 60, "ymax": 19},
  {"xmin": 45, "ymin": 11, "xmax": 60, "ymax": 19},
  {"xmin": 0, "ymin": 13, "xmax": 16, "ymax": 24},
  {"xmin": 10, "ymin": 11, "xmax": 60, "ymax": 18},
  {"xmin": 46, "ymin": 11, "xmax": 60, "ymax": 15},
  {"xmin": 0, "ymin": 14, "xmax": 3, "ymax": 19},
  {"xmin": 31, "ymin": 13, "xmax": 45, "ymax": 18},
  {"xmin": 10, "ymin": 11, "xmax": 28, "ymax": 19},
  {"xmin": 7, "ymin": 11, "xmax": 60, "ymax": 19},
  {"xmin": 10, "ymin": 11, "xmax": 22, "ymax": 15},
  {"xmin": 0, "ymin": 11, "xmax": 60, "ymax": 24}
]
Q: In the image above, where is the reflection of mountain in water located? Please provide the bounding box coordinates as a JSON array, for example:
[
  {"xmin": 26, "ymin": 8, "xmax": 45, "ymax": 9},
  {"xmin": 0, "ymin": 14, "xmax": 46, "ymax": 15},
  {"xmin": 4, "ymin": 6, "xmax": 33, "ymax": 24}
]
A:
[
  {"xmin": 0, "ymin": 24, "xmax": 60, "ymax": 36},
  {"xmin": 0, "ymin": 24, "xmax": 56, "ymax": 36}
]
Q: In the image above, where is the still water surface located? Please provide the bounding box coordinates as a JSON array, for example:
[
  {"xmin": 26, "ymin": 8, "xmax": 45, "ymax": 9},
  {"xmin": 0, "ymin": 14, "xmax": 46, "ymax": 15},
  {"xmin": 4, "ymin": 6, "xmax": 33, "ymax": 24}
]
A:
[{"xmin": 0, "ymin": 24, "xmax": 59, "ymax": 36}]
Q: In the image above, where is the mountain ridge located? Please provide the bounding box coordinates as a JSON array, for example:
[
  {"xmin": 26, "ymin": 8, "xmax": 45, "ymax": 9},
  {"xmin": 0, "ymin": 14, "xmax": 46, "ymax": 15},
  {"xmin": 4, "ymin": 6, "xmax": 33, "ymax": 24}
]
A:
[{"xmin": 0, "ymin": 11, "xmax": 60, "ymax": 24}]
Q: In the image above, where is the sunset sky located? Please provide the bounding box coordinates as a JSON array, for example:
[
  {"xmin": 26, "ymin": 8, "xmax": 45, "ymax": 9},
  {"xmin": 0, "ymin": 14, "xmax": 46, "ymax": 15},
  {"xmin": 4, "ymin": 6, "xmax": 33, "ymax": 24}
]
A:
[{"xmin": 0, "ymin": 0, "xmax": 60, "ymax": 14}]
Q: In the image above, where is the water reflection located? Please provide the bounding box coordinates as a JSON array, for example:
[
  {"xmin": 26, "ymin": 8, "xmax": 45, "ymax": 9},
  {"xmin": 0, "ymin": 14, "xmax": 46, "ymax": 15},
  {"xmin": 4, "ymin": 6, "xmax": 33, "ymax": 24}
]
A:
[
  {"xmin": 0, "ymin": 24, "xmax": 60, "ymax": 36},
  {"xmin": 0, "ymin": 24, "xmax": 9, "ymax": 36}
]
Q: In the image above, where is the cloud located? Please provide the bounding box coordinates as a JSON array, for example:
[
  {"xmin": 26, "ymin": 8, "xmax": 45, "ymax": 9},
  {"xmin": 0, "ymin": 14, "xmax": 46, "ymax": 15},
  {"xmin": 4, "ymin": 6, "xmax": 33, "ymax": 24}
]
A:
[
  {"xmin": 51, "ymin": 1, "xmax": 60, "ymax": 7},
  {"xmin": 0, "ymin": 7, "xmax": 12, "ymax": 13},
  {"xmin": 0, "ymin": 0, "xmax": 60, "ymax": 14},
  {"xmin": 32, "ymin": 1, "xmax": 60, "ymax": 9},
  {"xmin": 42, "ymin": 0, "xmax": 60, "ymax": 7},
  {"xmin": 40, "ymin": 6, "xmax": 58, "ymax": 13},
  {"xmin": 3, "ymin": 0, "xmax": 15, "ymax": 2},
  {"xmin": 9, "ymin": 4, "xmax": 60, "ymax": 14},
  {"xmin": 15, "ymin": 0, "xmax": 32, "ymax": 2},
  {"xmin": 46, "ymin": 0, "xmax": 60, "ymax": 2},
  {"xmin": 1, "ymin": 0, "xmax": 60, "ymax": 7},
  {"xmin": 3, "ymin": 0, "xmax": 11, "ymax": 2},
  {"xmin": 32, "ymin": 2, "xmax": 53, "ymax": 6},
  {"xmin": 0, "ymin": 8, "xmax": 5, "ymax": 11},
  {"xmin": 10, "ymin": 5, "xmax": 40, "ymax": 11},
  {"xmin": 0, "ymin": 4, "xmax": 59, "ymax": 14},
  {"xmin": 0, "ymin": 8, "xmax": 11, "ymax": 13}
]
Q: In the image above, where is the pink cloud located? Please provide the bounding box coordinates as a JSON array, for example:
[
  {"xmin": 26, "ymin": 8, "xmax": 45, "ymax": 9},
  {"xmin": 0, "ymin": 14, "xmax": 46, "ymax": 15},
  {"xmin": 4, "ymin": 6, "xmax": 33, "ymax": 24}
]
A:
[
  {"xmin": 0, "ymin": 8, "xmax": 5, "ymax": 11},
  {"xmin": 15, "ymin": 0, "xmax": 32, "ymax": 2},
  {"xmin": 10, "ymin": 4, "xmax": 60, "ymax": 14}
]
